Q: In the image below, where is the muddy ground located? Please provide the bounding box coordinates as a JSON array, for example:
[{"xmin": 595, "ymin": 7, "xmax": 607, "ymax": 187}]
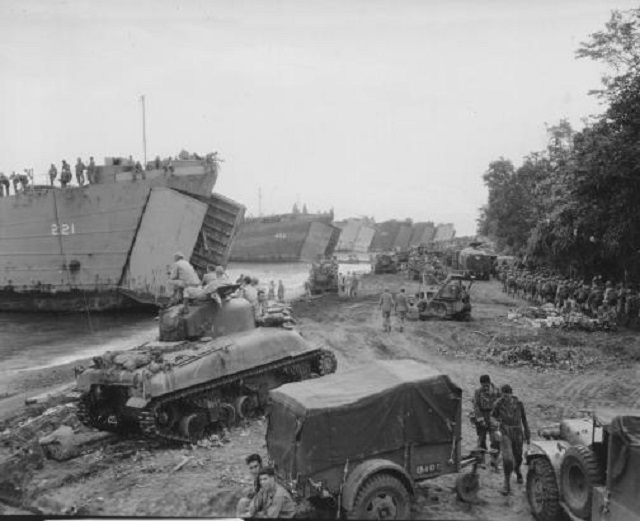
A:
[{"xmin": 1, "ymin": 274, "xmax": 639, "ymax": 519}]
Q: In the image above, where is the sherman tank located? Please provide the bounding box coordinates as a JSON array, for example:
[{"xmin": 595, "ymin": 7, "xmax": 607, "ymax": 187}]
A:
[{"xmin": 75, "ymin": 291, "xmax": 337, "ymax": 443}]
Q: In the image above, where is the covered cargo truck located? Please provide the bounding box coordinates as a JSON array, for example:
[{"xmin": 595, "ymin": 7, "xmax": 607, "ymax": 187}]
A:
[{"xmin": 267, "ymin": 360, "xmax": 482, "ymax": 519}]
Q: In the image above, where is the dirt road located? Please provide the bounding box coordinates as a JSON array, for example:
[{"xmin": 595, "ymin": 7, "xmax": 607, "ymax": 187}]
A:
[{"xmin": 1, "ymin": 273, "xmax": 639, "ymax": 519}]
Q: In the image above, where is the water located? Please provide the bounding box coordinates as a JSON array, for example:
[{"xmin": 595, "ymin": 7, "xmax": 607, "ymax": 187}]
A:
[{"xmin": 0, "ymin": 261, "xmax": 371, "ymax": 376}]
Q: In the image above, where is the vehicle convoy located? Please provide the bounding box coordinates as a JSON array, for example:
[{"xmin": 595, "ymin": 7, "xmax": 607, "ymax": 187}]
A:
[
  {"xmin": 75, "ymin": 289, "xmax": 337, "ymax": 443},
  {"xmin": 267, "ymin": 360, "xmax": 484, "ymax": 519},
  {"xmin": 418, "ymin": 274, "xmax": 472, "ymax": 321},
  {"xmin": 526, "ymin": 408, "xmax": 640, "ymax": 521},
  {"xmin": 372, "ymin": 252, "xmax": 398, "ymax": 274}
]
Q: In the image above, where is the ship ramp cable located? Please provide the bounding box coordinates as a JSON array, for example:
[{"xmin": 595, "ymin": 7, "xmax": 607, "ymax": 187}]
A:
[{"xmin": 51, "ymin": 187, "xmax": 94, "ymax": 330}]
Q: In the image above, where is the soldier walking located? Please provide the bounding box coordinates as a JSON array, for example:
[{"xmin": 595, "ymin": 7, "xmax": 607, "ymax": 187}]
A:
[
  {"xmin": 379, "ymin": 288, "xmax": 395, "ymax": 333},
  {"xmin": 492, "ymin": 384, "xmax": 531, "ymax": 496},
  {"xmin": 472, "ymin": 375, "xmax": 501, "ymax": 470},
  {"xmin": 395, "ymin": 288, "xmax": 408, "ymax": 332}
]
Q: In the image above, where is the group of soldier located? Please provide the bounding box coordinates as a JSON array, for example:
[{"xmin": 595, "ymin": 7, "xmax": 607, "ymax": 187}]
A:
[
  {"xmin": 236, "ymin": 454, "xmax": 296, "ymax": 518},
  {"xmin": 499, "ymin": 266, "xmax": 640, "ymax": 328},
  {"xmin": 472, "ymin": 374, "xmax": 530, "ymax": 496},
  {"xmin": 48, "ymin": 157, "xmax": 99, "ymax": 188},
  {"xmin": 167, "ymin": 252, "xmax": 287, "ymax": 321},
  {"xmin": 0, "ymin": 170, "xmax": 32, "ymax": 196}
]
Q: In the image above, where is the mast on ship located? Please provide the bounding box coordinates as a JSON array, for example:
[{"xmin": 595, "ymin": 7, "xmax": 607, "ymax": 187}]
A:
[{"xmin": 140, "ymin": 95, "xmax": 148, "ymax": 166}]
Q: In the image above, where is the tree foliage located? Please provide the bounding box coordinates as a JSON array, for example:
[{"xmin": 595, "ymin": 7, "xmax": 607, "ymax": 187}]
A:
[{"xmin": 480, "ymin": 8, "xmax": 640, "ymax": 279}]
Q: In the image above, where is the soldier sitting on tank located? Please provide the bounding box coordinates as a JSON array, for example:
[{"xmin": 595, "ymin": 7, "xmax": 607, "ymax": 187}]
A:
[
  {"xmin": 167, "ymin": 252, "xmax": 201, "ymax": 306},
  {"xmin": 255, "ymin": 290, "xmax": 269, "ymax": 321},
  {"xmin": 236, "ymin": 454, "xmax": 263, "ymax": 517}
]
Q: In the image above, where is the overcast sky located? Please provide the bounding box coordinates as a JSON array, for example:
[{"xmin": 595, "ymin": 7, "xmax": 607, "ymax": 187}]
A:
[{"xmin": 1, "ymin": 0, "xmax": 637, "ymax": 236}]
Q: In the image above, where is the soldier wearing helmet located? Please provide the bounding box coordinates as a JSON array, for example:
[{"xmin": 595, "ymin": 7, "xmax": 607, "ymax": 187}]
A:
[{"xmin": 492, "ymin": 384, "xmax": 530, "ymax": 496}]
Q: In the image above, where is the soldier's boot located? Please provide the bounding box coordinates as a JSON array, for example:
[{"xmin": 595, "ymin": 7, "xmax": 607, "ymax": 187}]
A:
[
  {"xmin": 515, "ymin": 468, "xmax": 523, "ymax": 484},
  {"xmin": 501, "ymin": 474, "xmax": 511, "ymax": 496},
  {"xmin": 490, "ymin": 452, "xmax": 500, "ymax": 472}
]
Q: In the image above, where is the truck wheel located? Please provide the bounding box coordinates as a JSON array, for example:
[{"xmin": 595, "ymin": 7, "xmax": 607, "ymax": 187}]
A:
[
  {"xmin": 349, "ymin": 473, "xmax": 410, "ymax": 520},
  {"xmin": 526, "ymin": 458, "xmax": 560, "ymax": 521},
  {"xmin": 560, "ymin": 445, "xmax": 604, "ymax": 520},
  {"xmin": 455, "ymin": 472, "xmax": 479, "ymax": 503}
]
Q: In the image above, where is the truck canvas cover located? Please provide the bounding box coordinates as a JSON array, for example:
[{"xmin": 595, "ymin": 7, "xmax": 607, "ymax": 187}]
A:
[
  {"xmin": 604, "ymin": 409, "xmax": 640, "ymax": 516},
  {"xmin": 268, "ymin": 360, "xmax": 462, "ymax": 477}
]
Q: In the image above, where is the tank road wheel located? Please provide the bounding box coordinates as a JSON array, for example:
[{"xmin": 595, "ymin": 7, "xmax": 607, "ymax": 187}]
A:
[
  {"xmin": 179, "ymin": 413, "xmax": 208, "ymax": 440},
  {"xmin": 315, "ymin": 350, "xmax": 338, "ymax": 376},
  {"xmin": 235, "ymin": 395, "xmax": 258, "ymax": 419},
  {"xmin": 455, "ymin": 472, "xmax": 480, "ymax": 503},
  {"xmin": 560, "ymin": 445, "xmax": 604, "ymax": 520},
  {"xmin": 349, "ymin": 473, "xmax": 411, "ymax": 520},
  {"xmin": 526, "ymin": 458, "xmax": 560, "ymax": 521}
]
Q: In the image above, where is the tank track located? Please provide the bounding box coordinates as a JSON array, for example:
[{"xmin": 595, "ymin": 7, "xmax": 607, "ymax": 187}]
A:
[{"xmin": 137, "ymin": 348, "xmax": 337, "ymax": 444}]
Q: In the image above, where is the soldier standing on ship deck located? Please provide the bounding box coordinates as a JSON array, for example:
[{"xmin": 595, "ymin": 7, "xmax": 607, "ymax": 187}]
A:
[
  {"xmin": 49, "ymin": 164, "xmax": 58, "ymax": 186},
  {"xmin": 10, "ymin": 172, "xmax": 19, "ymax": 194},
  {"xmin": 0, "ymin": 172, "xmax": 9, "ymax": 196},
  {"xmin": 75, "ymin": 158, "xmax": 85, "ymax": 186},
  {"xmin": 60, "ymin": 160, "xmax": 72, "ymax": 188},
  {"xmin": 87, "ymin": 157, "xmax": 96, "ymax": 184}
]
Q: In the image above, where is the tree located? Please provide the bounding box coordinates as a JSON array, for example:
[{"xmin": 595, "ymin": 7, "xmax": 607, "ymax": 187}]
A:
[{"xmin": 576, "ymin": 8, "xmax": 640, "ymax": 100}]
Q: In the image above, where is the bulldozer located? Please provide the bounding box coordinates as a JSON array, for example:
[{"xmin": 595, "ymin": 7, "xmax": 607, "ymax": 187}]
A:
[{"xmin": 418, "ymin": 274, "xmax": 472, "ymax": 321}]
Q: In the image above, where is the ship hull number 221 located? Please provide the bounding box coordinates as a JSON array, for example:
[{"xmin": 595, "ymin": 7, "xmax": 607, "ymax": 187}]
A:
[{"xmin": 51, "ymin": 223, "xmax": 76, "ymax": 236}]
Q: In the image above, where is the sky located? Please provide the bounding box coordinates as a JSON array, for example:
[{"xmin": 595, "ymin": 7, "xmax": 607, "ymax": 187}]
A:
[{"xmin": 1, "ymin": 0, "xmax": 637, "ymax": 236}]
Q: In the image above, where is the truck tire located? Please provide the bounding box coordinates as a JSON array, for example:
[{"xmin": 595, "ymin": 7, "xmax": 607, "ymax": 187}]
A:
[
  {"xmin": 560, "ymin": 445, "xmax": 604, "ymax": 520},
  {"xmin": 349, "ymin": 473, "xmax": 410, "ymax": 520},
  {"xmin": 526, "ymin": 458, "xmax": 560, "ymax": 521},
  {"xmin": 455, "ymin": 472, "xmax": 479, "ymax": 503}
]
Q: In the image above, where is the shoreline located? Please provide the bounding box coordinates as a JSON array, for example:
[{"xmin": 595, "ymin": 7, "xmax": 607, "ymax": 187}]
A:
[{"xmin": 0, "ymin": 288, "xmax": 343, "ymax": 419}]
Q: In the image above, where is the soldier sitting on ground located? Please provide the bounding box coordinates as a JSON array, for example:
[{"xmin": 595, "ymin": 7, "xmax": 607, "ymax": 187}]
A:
[
  {"xmin": 247, "ymin": 467, "xmax": 296, "ymax": 519},
  {"xmin": 236, "ymin": 454, "xmax": 263, "ymax": 517}
]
